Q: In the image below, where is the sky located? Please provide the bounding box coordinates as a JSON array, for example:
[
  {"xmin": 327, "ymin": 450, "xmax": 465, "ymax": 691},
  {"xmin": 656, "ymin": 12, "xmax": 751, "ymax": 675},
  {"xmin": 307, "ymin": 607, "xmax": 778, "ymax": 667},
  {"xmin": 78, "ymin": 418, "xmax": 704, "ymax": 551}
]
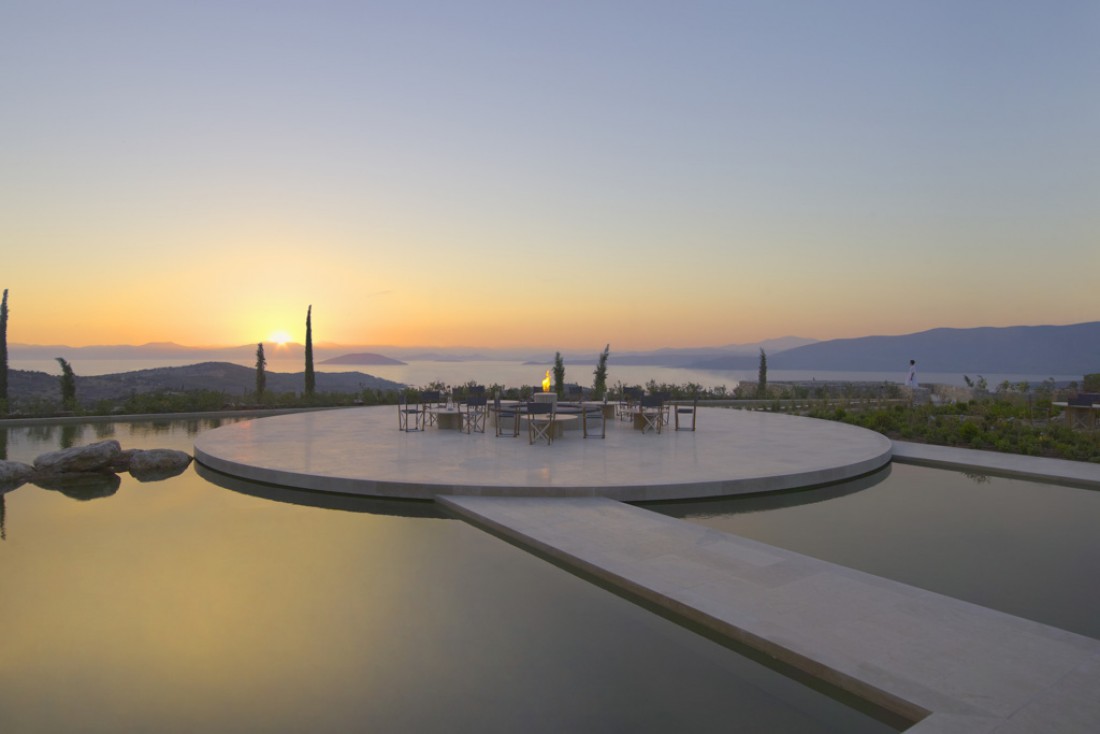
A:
[{"xmin": 2, "ymin": 0, "xmax": 1097, "ymax": 351}]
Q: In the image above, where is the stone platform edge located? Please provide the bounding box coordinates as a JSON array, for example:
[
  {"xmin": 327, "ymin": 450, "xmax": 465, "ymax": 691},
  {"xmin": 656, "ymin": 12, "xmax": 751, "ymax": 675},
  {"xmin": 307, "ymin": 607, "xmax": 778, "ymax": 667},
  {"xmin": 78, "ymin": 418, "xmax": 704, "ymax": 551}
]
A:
[{"xmin": 891, "ymin": 441, "xmax": 1100, "ymax": 488}]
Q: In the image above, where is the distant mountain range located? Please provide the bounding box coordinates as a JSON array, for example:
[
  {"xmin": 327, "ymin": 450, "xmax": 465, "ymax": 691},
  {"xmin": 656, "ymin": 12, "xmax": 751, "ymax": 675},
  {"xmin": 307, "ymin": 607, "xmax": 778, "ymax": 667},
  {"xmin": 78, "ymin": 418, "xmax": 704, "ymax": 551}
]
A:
[
  {"xmin": 688, "ymin": 322, "xmax": 1100, "ymax": 376},
  {"xmin": 8, "ymin": 337, "xmax": 816, "ymax": 366},
  {"xmin": 320, "ymin": 353, "xmax": 406, "ymax": 366},
  {"xmin": 9, "ymin": 322, "xmax": 1097, "ymax": 376}
]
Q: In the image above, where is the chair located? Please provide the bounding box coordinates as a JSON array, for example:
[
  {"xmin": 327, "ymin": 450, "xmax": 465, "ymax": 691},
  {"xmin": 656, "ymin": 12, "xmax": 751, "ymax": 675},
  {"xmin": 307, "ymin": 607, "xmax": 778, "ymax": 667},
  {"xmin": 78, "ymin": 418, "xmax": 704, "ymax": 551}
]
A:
[
  {"xmin": 397, "ymin": 392, "xmax": 425, "ymax": 432},
  {"xmin": 527, "ymin": 400, "xmax": 556, "ymax": 445},
  {"xmin": 582, "ymin": 400, "xmax": 606, "ymax": 439},
  {"xmin": 462, "ymin": 395, "xmax": 488, "ymax": 434},
  {"xmin": 1066, "ymin": 394, "xmax": 1099, "ymax": 430},
  {"xmin": 618, "ymin": 386, "xmax": 643, "ymax": 421},
  {"xmin": 493, "ymin": 397, "xmax": 520, "ymax": 438},
  {"xmin": 652, "ymin": 391, "xmax": 673, "ymax": 426},
  {"xmin": 421, "ymin": 389, "xmax": 444, "ymax": 426},
  {"xmin": 674, "ymin": 399, "xmax": 697, "ymax": 431},
  {"xmin": 638, "ymin": 395, "xmax": 664, "ymax": 434}
]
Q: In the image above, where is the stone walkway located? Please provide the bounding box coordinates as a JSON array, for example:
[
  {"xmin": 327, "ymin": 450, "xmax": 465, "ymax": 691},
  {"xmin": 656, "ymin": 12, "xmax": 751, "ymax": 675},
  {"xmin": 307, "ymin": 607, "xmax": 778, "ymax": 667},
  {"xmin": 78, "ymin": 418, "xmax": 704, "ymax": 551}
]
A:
[
  {"xmin": 892, "ymin": 441, "xmax": 1100, "ymax": 487},
  {"xmin": 440, "ymin": 494, "xmax": 1100, "ymax": 733}
]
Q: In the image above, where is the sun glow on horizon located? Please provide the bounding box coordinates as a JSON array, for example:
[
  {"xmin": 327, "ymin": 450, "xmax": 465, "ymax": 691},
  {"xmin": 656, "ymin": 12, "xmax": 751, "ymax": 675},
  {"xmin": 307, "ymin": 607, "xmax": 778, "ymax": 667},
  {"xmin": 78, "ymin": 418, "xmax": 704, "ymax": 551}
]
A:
[{"xmin": 269, "ymin": 330, "xmax": 293, "ymax": 346}]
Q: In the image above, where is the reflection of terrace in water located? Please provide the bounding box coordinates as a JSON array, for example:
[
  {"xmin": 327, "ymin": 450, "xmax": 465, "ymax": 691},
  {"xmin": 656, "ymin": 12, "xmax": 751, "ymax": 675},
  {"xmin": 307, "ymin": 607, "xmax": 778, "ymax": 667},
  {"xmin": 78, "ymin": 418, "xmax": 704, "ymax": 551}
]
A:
[
  {"xmin": 195, "ymin": 406, "xmax": 1100, "ymax": 732},
  {"xmin": 4, "ymin": 412, "xmax": 1100, "ymax": 731}
]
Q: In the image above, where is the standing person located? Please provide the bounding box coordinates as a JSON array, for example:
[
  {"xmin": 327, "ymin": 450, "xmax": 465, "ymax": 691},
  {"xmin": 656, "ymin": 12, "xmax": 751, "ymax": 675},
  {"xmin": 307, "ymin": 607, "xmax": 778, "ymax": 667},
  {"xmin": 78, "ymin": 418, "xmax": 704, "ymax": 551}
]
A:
[{"xmin": 906, "ymin": 359, "xmax": 918, "ymax": 388}]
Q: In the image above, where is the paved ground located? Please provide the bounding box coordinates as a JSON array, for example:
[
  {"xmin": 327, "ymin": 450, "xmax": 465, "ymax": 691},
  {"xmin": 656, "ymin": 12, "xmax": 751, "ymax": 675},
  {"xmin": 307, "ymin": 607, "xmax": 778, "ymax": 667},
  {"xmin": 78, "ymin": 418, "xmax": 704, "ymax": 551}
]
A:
[{"xmin": 193, "ymin": 405, "xmax": 892, "ymax": 500}]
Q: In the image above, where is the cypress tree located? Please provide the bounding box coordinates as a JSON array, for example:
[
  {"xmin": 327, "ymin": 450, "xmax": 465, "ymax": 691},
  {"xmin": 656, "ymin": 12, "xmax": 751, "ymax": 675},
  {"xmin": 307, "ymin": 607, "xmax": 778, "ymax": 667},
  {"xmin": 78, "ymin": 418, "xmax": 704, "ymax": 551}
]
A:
[
  {"xmin": 256, "ymin": 342, "xmax": 266, "ymax": 400},
  {"xmin": 0, "ymin": 289, "xmax": 8, "ymax": 414},
  {"xmin": 56, "ymin": 357, "xmax": 76, "ymax": 411},
  {"xmin": 553, "ymin": 351, "xmax": 565, "ymax": 398},
  {"xmin": 304, "ymin": 305, "xmax": 315, "ymax": 397},
  {"xmin": 592, "ymin": 344, "xmax": 610, "ymax": 400},
  {"xmin": 757, "ymin": 348, "xmax": 768, "ymax": 398}
]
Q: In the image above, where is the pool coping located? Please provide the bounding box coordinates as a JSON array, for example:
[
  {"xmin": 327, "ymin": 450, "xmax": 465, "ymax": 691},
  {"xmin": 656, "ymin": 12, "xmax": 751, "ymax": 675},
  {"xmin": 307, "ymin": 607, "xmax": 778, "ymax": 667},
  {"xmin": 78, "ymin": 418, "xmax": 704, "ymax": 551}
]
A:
[{"xmin": 891, "ymin": 441, "xmax": 1100, "ymax": 488}]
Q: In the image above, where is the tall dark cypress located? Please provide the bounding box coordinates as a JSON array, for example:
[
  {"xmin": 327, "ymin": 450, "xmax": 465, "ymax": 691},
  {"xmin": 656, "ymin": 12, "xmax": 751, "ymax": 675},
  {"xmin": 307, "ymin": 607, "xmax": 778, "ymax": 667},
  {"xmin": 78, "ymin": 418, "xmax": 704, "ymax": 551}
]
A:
[
  {"xmin": 0, "ymin": 288, "xmax": 8, "ymax": 413},
  {"xmin": 56, "ymin": 357, "xmax": 76, "ymax": 410},
  {"xmin": 256, "ymin": 342, "xmax": 266, "ymax": 400},
  {"xmin": 304, "ymin": 305, "xmax": 315, "ymax": 397},
  {"xmin": 592, "ymin": 343, "xmax": 610, "ymax": 400},
  {"xmin": 553, "ymin": 351, "xmax": 565, "ymax": 398},
  {"xmin": 757, "ymin": 349, "xmax": 768, "ymax": 397}
]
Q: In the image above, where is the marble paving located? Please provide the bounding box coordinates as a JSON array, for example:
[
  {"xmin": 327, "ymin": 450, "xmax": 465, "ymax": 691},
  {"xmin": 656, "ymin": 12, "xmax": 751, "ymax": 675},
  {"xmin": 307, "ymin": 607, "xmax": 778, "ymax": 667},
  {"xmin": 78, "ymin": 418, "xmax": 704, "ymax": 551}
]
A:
[{"xmin": 193, "ymin": 405, "xmax": 893, "ymax": 500}]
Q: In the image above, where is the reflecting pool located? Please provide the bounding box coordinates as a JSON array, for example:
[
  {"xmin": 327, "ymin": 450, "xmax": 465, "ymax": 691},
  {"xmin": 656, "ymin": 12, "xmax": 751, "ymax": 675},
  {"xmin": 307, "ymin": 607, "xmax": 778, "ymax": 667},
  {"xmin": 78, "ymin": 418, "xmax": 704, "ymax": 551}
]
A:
[
  {"xmin": 652, "ymin": 463, "xmax": 1100, "ymax": 641},
  {"xmin": 0, "ymin": 420, "xmax": 893, "ymax": 733}
]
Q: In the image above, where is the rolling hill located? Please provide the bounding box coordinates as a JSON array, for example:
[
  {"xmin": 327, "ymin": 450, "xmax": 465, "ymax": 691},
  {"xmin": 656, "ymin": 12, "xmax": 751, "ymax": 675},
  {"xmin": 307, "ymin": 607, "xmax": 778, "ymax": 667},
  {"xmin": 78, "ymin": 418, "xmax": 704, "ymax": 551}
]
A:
[{"xmin": 689, "ymin": 322, "xmax": 1100, "ymax": 375}]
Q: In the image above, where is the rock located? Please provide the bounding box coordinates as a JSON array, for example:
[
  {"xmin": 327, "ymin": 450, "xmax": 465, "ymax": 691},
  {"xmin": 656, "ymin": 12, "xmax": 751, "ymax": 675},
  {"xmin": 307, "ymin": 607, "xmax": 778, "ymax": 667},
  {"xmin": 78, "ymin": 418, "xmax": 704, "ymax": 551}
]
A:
[
  {"xmin": 0, "ymin": 460, "xmax": 36, "ymax": 491},
  {"xmin": 34, "ymin": 440, "xmax": 122, "ymax": 474},
  {"xmin": 128, "ymin": 449, "xmax": 192, "ymax": 482},
  {"xmin": 110, "ymin": 448, "xmax": 143, "ymax": 473},
  {"xmin": 34, "ymin": 472, "xmax": 121, "ymax": 501}
]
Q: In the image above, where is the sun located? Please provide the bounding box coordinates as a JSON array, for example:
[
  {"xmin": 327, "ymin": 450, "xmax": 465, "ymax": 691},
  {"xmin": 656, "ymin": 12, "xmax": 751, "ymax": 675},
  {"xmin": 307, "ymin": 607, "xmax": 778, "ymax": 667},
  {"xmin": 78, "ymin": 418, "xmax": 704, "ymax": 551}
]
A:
[{"xmin": 268, "ymin": 330, "xmax": 293, "ymax": 346}]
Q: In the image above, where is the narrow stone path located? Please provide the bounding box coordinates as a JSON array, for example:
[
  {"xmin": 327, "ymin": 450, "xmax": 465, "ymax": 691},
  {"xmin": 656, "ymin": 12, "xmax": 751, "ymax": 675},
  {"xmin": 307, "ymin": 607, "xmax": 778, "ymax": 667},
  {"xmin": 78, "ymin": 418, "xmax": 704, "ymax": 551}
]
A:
[
  {"xmin": 891, "ymin": 441, "xmax": 1100, "ymax": 487},
  {"xmin": 440, "ymin": 495, "xmax": 1100, "ymax": 733}
]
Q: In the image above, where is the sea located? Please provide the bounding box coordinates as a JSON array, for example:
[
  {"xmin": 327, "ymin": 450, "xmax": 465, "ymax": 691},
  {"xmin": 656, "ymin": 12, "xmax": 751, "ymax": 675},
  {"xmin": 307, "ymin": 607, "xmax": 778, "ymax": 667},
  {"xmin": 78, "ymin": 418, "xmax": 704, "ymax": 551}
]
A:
[{"xmin": 7, "ymin": 358, "xmax": 1080, "ymax": 391}]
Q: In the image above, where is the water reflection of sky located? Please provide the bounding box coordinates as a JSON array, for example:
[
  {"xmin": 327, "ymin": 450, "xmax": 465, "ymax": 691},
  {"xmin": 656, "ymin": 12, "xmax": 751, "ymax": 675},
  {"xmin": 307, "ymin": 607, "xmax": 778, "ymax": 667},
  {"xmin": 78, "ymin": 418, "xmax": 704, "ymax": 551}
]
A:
[
  {"xmin": 0, "ymin": 420, "xmax": 894, "ymax": 733},
  {"xmin": 651, "ymin": 463, "xmax": 1100, "ymax": 641}
]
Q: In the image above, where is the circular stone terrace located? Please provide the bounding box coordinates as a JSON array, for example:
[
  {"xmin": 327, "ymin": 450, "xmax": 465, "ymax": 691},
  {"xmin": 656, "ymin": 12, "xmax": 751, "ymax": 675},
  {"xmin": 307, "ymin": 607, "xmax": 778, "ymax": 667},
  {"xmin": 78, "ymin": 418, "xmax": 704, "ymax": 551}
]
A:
[{"xmin": 193, "ymin": 405, "xmax": 892, "ymax": 502}]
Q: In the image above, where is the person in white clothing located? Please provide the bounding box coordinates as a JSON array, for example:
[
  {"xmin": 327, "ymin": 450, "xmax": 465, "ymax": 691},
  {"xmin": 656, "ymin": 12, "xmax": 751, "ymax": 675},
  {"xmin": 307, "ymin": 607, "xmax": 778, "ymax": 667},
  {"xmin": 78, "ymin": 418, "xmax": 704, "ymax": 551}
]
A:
[{"xmin": 906, "ymin": 359, "xmax": 918, "ymax": 388}]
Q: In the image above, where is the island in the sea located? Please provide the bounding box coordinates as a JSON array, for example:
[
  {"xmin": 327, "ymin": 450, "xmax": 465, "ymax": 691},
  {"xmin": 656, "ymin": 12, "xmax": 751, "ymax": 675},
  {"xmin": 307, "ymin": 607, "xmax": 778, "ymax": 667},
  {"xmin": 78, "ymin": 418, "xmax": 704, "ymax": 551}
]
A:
[{"xmin": 320, "ymin": 353, "xmax": 407, "ymax": 366}]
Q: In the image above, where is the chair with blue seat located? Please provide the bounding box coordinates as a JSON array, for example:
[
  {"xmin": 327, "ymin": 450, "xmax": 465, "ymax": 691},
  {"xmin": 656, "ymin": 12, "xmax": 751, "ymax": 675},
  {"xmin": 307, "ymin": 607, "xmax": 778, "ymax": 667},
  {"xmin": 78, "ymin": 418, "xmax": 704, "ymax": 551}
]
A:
[
  {"xmin": 421, "ymin": 389, "xmax": 445, "ymax": 426},
  {"xmin": 463, "ymin": 395, "xmax": 488, "ymax": 434},
  {"xmin": 674, "ymin": 399, "xmax": 698, "ymax": 431},
  {"xmin": 397, "ymin": 391, "xmax": 425, "ymax": 432},
  {"xmin": 652, "ymin": 391, "xmax": 673, "ymax": 426},
  {"xmin": 582, "ymin": 400, "xmax": 606, "ymax": 439},
  {"xmin": 618, "ymin": 386, "xmax": 643, "ymax": 421},
  {"xmin": 526, "ymin": 400, "xmax": 557, "ymax": 445},
  {"xmin": 493, "ymin": 397, "xmax": 520, "ymax": 438},
  {"xmin": 637, "ymin": 395, "xmax": 664, "ymax": 434}
]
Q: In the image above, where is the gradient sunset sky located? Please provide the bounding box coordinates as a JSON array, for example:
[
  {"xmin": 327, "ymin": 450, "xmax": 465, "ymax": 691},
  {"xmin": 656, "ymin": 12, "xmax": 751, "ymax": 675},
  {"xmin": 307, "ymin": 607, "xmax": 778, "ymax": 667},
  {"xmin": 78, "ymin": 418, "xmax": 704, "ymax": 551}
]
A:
[{"xmin": 3, "ymin": 1, "xmax": 1097, "ymax": 350}]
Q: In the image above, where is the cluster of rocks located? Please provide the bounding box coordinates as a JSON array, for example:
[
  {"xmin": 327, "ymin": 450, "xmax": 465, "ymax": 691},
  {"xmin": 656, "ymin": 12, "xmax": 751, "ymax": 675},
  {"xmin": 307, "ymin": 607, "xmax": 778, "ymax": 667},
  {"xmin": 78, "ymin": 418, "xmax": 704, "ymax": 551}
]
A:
[{"xmin": 0, "ymin": 440, "xmax": 193, "ymax": 498}]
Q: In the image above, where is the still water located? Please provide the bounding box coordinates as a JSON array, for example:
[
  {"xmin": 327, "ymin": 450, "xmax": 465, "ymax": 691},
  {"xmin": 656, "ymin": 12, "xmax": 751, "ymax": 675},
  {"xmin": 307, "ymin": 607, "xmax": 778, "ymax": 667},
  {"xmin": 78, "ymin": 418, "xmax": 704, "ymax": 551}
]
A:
[
  {"xmin": 652, "ymin": 463, "xmax": 1100, "ymax": 642},
  {"xmin": 10, "ymin": 357, "xmax": 1076, "ymax": 390},
  {"xmin": 0, "ymin": 419, "xmax": 893, "ymax": 733}
]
